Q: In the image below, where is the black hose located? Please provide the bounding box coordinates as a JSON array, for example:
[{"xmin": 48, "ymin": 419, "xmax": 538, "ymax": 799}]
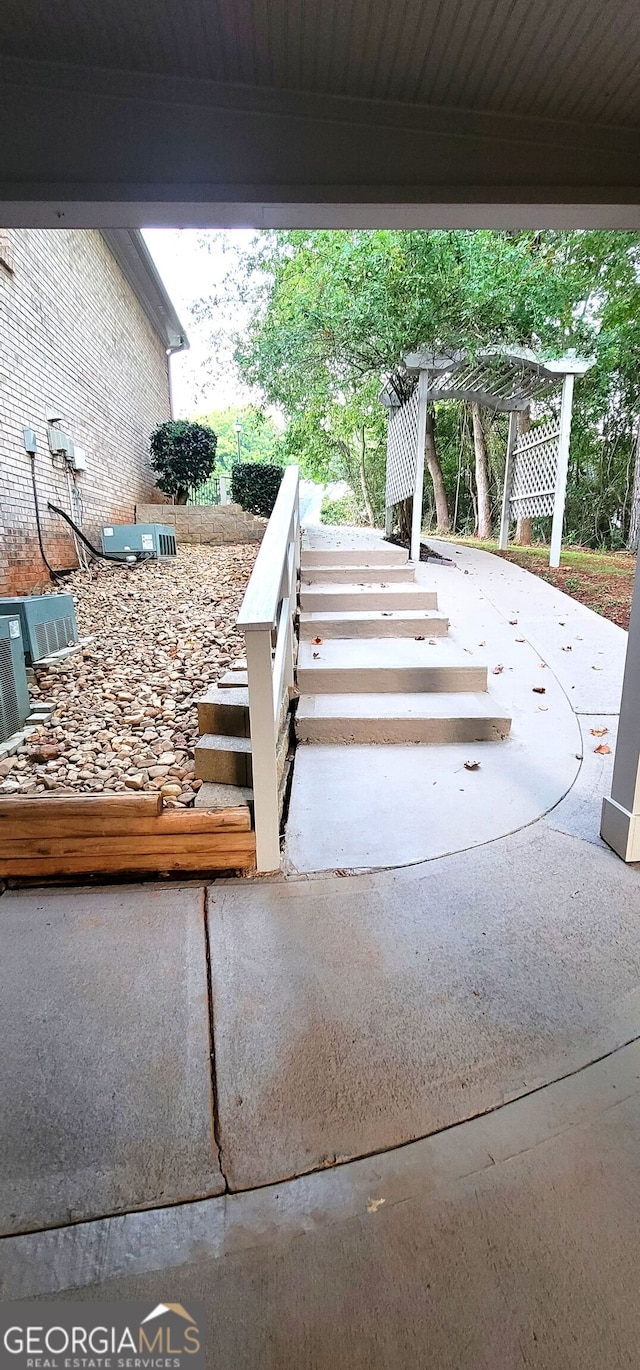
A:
[
  {"xmin": 47, "ymin": 502, "xmax": 153, "ymax": 564},
  {"xmin": 30, "ymin": 458, "xmax": 74, "ymax": 582}
]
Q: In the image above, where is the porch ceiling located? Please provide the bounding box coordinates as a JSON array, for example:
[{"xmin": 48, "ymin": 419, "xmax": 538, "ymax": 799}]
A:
[
  {"xmin": 3, "ymin": 0, "xmax": 640, "ymax": 223},
  {"xmin": 2, "ymin": 0, "xmax": 640, "ymax": 130}
]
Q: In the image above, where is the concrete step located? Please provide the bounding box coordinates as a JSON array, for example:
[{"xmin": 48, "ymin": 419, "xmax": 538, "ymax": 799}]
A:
[
  {"xmin": 195, "ymin": 780, "xmax": 254, "ymax": 817},
  {"xmin": 195, "ymin": 734, "xmax": 252, "ymax": 786},
  {"xmin": 300, "ymin": 584, "xmax": 438, "ymax": 612},
  {"xmin": 301, "ymin": 564, "xmax": 414, "ymax": 584},
  {"xmin": 299, "ymin": 609, "xmax": 449, "ymax": 639},
  {"xmin": 296, "ymin": 638, "xmax": 487, "ymax": 693},
  {"xmin": 295, "ymin": 693, "xmax": 511, "ymax": 743},
  {"xmin": 301, "ymin": 547, "xmax": 408, "ymax": 567},
  {"xmin": 197, "ymin": 686, "xmax": 250, "ymax": 737}
]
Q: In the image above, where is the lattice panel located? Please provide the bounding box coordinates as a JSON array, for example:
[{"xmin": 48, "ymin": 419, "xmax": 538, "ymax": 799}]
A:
[
  {"xmin": 509, "ymin": 418, "xmax": 561, "ymax": 519},
  {"xmin": 385, "ymin": 388, "xmax": 420, "ymax": 506}
]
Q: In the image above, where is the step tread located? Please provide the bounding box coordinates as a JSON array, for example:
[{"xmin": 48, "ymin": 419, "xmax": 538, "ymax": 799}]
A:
[
  {"xmin": 297, "ymin": 638, "xmax": 480, "ymax": 669},
  {"xmin": 296, "ymin": 692, "xmax": 511, "ymax": 720},
  {"xmin": 196, "ymin": 734, "xmax": 252, "ymax": 754},
  {"xmin": 299, "ymin": 609, "xmax": 447, "ymax": 623}
]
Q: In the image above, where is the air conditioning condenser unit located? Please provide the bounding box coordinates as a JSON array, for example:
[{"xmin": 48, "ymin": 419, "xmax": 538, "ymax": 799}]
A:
[
  {"xmin": 0, "ymin": 594, "xmax": 78, "ymax": 664},
  {"xmin": 0, "ymin": 615, "xmax": 31, "ymax": 742},
  {"xmin": 101, "ymin": 523, "xmax": 177, "ymax": 558}
]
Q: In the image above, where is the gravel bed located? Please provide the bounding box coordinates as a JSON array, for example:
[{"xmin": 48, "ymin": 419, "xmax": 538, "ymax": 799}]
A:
[{"xmin": 0, "ymin": 545, "xmax": 257, "ymax": 804}]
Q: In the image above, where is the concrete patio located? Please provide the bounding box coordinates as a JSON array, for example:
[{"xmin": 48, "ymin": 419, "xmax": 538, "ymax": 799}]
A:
[{"xmin": 1, "ymin": 540, "xmax": 639, "ymax": 1369}]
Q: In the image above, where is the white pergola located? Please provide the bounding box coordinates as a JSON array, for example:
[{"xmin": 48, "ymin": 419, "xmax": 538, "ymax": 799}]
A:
[{"xmin": 381, "ymin": 347, "xmax": 592, "ymax": 565}]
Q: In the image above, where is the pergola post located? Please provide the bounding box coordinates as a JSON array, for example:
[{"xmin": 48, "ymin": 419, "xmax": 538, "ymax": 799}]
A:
[
  {"xmin": 410, "ymin": 370, "xmax": 429, "ymax": 563},
  {"xmin": 549, "ymin": 372, "xmax": 574, "ymax": 569},
  {"xmin": 498, "ymin": 410, "xmax": 518, "ymax": 550},
  {"xmin": 601, "ymin": 565, "xmax": 640, "ymax": 860}
]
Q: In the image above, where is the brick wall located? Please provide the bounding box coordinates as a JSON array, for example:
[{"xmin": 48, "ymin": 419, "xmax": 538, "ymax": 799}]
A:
[
  {"xmin": 0, "ymin": 230, "xmax": 170, "ymax": 594},
  {"xmin": 135, "ymin": 503, "xmax": 267, "ymax": 544}
]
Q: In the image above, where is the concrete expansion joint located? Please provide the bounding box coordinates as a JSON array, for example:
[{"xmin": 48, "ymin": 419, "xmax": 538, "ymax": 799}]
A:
[{"xmin": 202, "ymin": 886, "xmax": 230, "ymax": 1194}]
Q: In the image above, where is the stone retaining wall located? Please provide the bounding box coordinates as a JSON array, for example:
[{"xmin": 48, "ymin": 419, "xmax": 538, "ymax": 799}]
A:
[{"xmin": 135, "ymin": 503, "xmax": 266, "ymax": 545}]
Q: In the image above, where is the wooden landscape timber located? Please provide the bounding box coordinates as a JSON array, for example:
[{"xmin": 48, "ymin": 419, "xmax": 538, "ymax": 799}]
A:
[{"xmin": 0, "ymin": 793, "xmax": 255, "ymax": 879}]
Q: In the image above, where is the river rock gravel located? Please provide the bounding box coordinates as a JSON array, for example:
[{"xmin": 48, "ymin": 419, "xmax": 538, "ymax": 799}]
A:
[{"xmin": 0, "ymin": 545, "xmax": 257, "ymax": 804}]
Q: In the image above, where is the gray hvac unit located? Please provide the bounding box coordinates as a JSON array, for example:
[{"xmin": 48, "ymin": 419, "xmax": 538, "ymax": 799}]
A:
[
  {"xmin": 0, "ymin": 593, "xmax": 78, "ymax": 664},
  {"xmin": 100, "ymin": 523, "xmax": 177, "ymax": 557},
  {"xmin": 0, "ymin": 615, "xmax": 31, "ymax": 742}
]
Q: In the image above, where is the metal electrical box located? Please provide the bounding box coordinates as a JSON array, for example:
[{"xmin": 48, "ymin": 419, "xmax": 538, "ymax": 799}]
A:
[
  {"xmin": 0, "ymin": 615, "xmax": 31, "ymax": 741},
  {"xmin": 0, "ymin": 593, "xmax": 78, "ymax": 664},
  {"xmin": 101, "ymin": 523, "xmax": 177, "ymax": 557}
]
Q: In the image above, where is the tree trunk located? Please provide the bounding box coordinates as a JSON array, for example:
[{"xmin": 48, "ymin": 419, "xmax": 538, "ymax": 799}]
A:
[
  {"xmin": 398, "ymin": 498, "xmax": 412, "ymax": 543},
  {"xmin": 629, "ymin": 421, "xmax": 640, "ymax": 551},
  {"xmin": 471, "ymin": 403, "xmax": 492, "ymax": 539},
  {"xmin": 515, "ymin": 407, "xmax": 532, "ymax": 545},
  {"xmin": 358, "ymin": 428, "xmax": 375, "ymax": 527},
  {"xmin": 424, "ymin": 406, "xmax": 450, "ymax": 532}
]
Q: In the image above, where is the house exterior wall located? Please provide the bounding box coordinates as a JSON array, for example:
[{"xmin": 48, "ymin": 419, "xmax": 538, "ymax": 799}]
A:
[{"xmin": 0, "ymin": 229, "xmax": 170, "ymax": 594}]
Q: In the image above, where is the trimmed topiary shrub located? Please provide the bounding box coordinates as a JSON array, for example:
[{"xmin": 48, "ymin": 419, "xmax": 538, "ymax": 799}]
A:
[
  {"xmin": 150, "ymin": 419, "xmax": 218, "ymax": 504},
  {"xmin": 231, "ymin": 463, "xmax": 284, "ymax": 518}
]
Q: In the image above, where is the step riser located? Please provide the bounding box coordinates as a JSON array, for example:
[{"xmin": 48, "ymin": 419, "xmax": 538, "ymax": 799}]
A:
[
  {"xmin": 299, "ymin": 616, "xmax": 449, "ymax": 639},
  {"xmin": 301, "ymin": 549, "xmax": 408, "ymax": 566},
  {"xmin": 301, "ymin": 565, "xmax": 414, "ymax": 584},
  {"xmin": 195, "ymin": 749, "xmax": 253, "ymax": 786},
  {"xmin": 197, "ymin": 701, "xmax": 250, "ymax": 736},
  {"xmin": 296, "ymin": 666, "xmax": 488, "ymax": 693},
  {"xmin": 296, "ymin": 716, "xmax": 511, "ymax": 743},
  {"xmin": 300, "ymin": 590, "xmax": 438, "ymax": 611}
]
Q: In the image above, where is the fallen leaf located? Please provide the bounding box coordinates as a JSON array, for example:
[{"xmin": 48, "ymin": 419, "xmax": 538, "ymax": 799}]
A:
[
  {"xmin": 464, "ymin": 760, "xmax": 481, "ymax": 771},
  {"xmin": 592, "ymin": 665, "xmax": 602, "ymax": 671},
  {"xmin": 515, "ymin": 637, "xmax": 525, "ymax": 643},
  {"xmin": 312, "ymin": 636, "xmax": 323, "ymax": 645},
  {"xmin": 335, "ymin": 868, "xmax": 349, "ymax": 877},
  {"xmin": 429, "ymin": 639, "xmax": 437, "ymax": 645},
  {"xmin": 312, "ymin": 651, "xmax": 320, "ymax": 659},
  {"xmin": 561, "ymin": 645, "xmax": 572, "ymax": 652},
  {"xmin": 492, "ymin": 665, "xmax": 504, "ymax": 674},
  {"xmin": 381, "ymin": 611, "xmax": 393, "ymax": 616},
  {"xmin": 509, "ymin": 619, "xmax": 518, "ymax": 625},
  {"xmin": 414, "ymin": 634, "xmax": 426, "ymax": 641},
  {"xmin": 559, "ymin": 621, "xmax": 566, "ymax": 626},
  {"xmin": 538, "ymin": 705, "xmax": 549, "ymax": 711},
  {"xmin": 478, "ymin": 640, "xmax": 486, "ymax": 647},
  {"xmin": 594, "ymin": 743, "xmax": 611, "ymax": 755},
  {"xmin": 590, "ymin": 727, "xmax": 608, "ymax": 737},
  {"xmin": 367, "ymin": 1198, "xmax": 386, "ymax": 1213},
  {"xmin": 463, "ymin": 647, "xmax": 473, "ymax": 654},
  {"xmin": 533, "ymin": 686, "xmax": 546, "ymax": 694}
]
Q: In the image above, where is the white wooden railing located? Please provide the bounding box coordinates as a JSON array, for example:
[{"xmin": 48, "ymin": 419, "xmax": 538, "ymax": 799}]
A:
[{"xmin": 237, "ymin": 465, "xmax": 300, "ymax": 871}]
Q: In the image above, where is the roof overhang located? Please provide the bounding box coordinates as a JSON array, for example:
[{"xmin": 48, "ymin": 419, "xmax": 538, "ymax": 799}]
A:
[{"xmin": 100, "ymin": 229, "xmax": 188, "ymax": 353}]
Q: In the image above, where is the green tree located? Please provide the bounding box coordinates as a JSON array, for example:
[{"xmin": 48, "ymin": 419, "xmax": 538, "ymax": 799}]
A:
[
  {"xmin": 196, "ymin": 405, "xmax": 284, "ymax": 471},
  {"xmin": 150, "ymin": 419, "xmax": 218, "ymax": 504},
  {"xmin": 202, "ymin": 227, "xmax": 640, "ymax": 547}
]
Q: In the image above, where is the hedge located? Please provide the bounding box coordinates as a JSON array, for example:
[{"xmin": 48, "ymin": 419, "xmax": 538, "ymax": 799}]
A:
[{"xmin": 231, "ymin": 463, "xmax": 284, "ymax": 518}]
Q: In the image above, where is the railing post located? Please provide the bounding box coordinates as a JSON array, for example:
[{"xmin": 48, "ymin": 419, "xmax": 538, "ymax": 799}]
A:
[
  {"xmin": 245, "ymin": 628, "xmax": 281, "ymax": 872},
  {"xmin": 219, "ymin": 475, "xmax": 229, "ymax": 505},
  {"xmin": 549, "ymin": 373, "xmax": 574, "ymax": 569}
]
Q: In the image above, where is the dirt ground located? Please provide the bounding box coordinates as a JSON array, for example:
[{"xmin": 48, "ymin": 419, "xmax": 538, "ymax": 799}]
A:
[{"xmin": 0, "ymin": 544, "xmax": 257, "ymax": 802}]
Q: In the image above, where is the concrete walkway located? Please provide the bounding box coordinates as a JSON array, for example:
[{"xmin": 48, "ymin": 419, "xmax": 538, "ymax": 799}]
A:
[
  {"xmin": 1, "ymin": 536, "xmax": 639, "ymax": 1368},
  {"xmin": 286, "ymin": 533, "xmax": 624, "ymax": 871}
]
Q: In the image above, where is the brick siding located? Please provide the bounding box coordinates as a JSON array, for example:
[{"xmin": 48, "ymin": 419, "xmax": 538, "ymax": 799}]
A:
[
  {"xmin": 135, "ymin": 503, "xmax": 267, "ymax": 544},
  {"xmin": 0, "ymin": 230, "xmax": 170, "ymax": 594}
]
